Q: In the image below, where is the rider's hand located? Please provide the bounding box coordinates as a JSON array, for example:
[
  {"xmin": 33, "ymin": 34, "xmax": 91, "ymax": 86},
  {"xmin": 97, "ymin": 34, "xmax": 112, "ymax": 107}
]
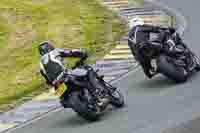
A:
[
  {"xmin": 82, "ymin": 52, "xmax": 88, "ymax": 60},
  {"xmin": 168, "ymin": 27, "xmax": 176, "ymax": 34},
  {"xmin": 73, "ymin": 52, "xmax": 88, "ymax": 68}
]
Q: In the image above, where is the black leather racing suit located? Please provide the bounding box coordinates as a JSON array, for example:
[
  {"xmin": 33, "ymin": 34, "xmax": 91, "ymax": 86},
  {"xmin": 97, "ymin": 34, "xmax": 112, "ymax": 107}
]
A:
[
  {"xmin": 128, "ymin": 25, "xmax": 186, "ymax": 78},
  {"xmin": 40, "ymin": 49, "xmax": 86, "ymax": 85}
]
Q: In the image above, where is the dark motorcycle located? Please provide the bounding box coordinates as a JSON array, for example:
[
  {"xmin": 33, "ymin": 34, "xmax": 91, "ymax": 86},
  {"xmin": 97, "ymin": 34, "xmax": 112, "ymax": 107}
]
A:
[
  {"xmin": 53, "ymin": 57, "xmax": 124, "ymax": 121},
  {"xmin": 129, "ymin": 38, "xmax": 200, "ymax": 83}
]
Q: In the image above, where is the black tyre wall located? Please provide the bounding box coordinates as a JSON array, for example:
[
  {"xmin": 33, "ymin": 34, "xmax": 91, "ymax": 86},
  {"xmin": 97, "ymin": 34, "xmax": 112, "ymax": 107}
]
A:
[{"xmin": 157, "ymin": 55, "xmax": 187, "ymax": 83}]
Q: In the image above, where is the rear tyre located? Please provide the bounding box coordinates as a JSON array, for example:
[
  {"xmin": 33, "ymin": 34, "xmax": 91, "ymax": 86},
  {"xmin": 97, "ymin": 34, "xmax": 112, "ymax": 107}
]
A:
[
  {"xmin": 157, "ymin": 55, "xmax": 187, "ymax": 83},
  {"xmin": 69, "ymin": 92, "xmax": 100, "ymax": 121}
]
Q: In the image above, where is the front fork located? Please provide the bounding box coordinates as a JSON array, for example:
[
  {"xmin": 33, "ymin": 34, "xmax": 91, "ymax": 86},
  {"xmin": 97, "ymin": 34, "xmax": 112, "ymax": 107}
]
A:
[{"xmin": 88, "ymin": 70, "xmax": 116, "ymax": 103}]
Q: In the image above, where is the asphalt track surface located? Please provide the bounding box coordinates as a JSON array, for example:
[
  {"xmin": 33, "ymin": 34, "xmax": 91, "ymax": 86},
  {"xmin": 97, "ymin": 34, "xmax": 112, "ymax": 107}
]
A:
[{"xmin": 7, "ymin": 0, "xmax": 200, "ymax": 133}]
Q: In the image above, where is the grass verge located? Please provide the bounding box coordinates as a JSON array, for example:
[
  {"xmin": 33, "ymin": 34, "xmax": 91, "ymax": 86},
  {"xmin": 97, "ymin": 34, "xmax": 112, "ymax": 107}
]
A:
[{"xmin": 0, "ymin": 0, "xmax": 127, "ymax": 112}]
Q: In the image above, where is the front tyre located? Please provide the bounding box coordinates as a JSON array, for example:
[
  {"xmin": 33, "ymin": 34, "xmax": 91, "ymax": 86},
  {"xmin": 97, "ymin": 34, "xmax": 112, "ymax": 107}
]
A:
[
  {"xmin": 110, "ymin": 89, "xmax": 124, "ymax": 108},
  {"xmin": 69, "ymin": 92, "xmax": 100, "ymax": 121},
  {"xmin": 157, "ymin": 55, "xmax": 187, "ymax": 83},
  {"xmin": 192, "ymin": 54, "xmax": 200, "ymax": 71}
]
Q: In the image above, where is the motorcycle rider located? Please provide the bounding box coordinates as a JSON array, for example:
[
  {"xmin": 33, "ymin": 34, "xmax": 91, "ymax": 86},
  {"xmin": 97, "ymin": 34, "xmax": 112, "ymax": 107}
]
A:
[
  {"xmin": 39, "ymin": 41, "xmax": 109, "ymax": 108},
  {"xmin": 39, "ymin": 42, "xmax": 88, "ymax": 85},
  {"xmin": 128, "ymin": 17, "xmax": 197, "ymax": 78}
]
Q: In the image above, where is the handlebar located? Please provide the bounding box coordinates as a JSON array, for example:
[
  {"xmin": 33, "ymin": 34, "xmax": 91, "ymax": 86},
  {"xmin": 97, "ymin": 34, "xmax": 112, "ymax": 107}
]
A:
[{"xmin": 72, "ymin": 56, "xmax": 88, "ymax": 69}]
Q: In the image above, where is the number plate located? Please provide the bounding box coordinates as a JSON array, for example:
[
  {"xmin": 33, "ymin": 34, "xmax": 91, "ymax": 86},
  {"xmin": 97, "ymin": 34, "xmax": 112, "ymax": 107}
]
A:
[{"xmin": 56, "ymin": 83, "xmax": 68, "ymax": 97}]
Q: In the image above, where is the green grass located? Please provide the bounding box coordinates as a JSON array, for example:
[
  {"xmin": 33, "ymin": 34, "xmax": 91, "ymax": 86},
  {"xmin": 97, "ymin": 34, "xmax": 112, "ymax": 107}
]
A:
[{"xmin": 0, "ymin": 0, "xmax": 127, "ymax": 112}]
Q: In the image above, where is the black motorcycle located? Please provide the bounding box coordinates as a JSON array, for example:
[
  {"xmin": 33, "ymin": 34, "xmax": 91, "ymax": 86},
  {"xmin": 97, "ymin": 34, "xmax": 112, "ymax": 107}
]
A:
[
  {"xmin": 53, "ymin": 57, "xmax": 124, "ymax": 121},
  {"xmin": 129, "ymin": 38, "xmax": 200, "ymax": 83}
]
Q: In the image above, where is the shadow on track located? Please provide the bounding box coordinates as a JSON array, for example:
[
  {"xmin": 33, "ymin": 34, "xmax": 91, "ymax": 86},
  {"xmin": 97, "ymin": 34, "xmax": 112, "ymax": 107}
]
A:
[
  {"xmin": 54, "ymin": 113, "xmax": 92, "ymax": 128},
  {"xmin": 54, "ymin": 106, "xmax": 126, "ymax": 128},
  {"xmin": 135, "ymin": 71, "xmax": 200, "ymax": 93},
  {"xmin": 135, "ymin": 75, "xmax": 179, "ymax": 92}
]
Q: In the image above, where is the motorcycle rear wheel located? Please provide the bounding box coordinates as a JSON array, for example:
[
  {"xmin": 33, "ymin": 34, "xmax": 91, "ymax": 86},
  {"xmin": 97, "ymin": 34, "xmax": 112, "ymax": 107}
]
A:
[
  {"xmin": 157, "ymin": 55, "xmax": 187, "ymax": 83},
  {"xmin": 69, "ymin": 92, "xmax": 100, "ymax": 121}
]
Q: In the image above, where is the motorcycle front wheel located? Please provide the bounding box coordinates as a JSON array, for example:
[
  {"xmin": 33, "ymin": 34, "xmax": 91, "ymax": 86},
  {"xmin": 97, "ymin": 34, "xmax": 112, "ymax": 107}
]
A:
[
  {"xmin": 110, "ymin": 89, "xmax": 124, "ymax": 108},
  {"xmin": 192, "ymin": 53, "xmax": 200, "ymax": 71}
]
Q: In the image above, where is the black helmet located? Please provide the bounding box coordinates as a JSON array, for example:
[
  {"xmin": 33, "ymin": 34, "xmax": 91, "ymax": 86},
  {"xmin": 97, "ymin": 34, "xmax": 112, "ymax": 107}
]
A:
[{"xmin": 39, "ymin": 42, "xmax": 54, "ymax": 55}]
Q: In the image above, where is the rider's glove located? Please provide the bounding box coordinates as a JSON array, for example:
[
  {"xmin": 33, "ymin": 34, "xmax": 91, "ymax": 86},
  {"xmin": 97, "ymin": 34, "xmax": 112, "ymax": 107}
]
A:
[
  {"xmin": 168, "ymin": 27, "xmax": 176, "ymax": 34},
  {"xmin": 82, "ymin": 52, "xmax": 88, "ymax": 60}
]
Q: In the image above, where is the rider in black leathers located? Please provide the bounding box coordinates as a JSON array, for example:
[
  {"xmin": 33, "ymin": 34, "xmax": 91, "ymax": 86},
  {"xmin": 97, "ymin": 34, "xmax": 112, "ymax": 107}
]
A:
[
  {"xmin": 38, "ymin": 42, "xmax": 110, "ymax": 107},
  {"xmin": 128, "ymin": 17, "xmax": 189, "ymax": 78},
  {"xmin": 39, "ymin": 42, "xmax": 89, "ymax": 107},
  {"xmin": 39, "ymin": 42, "xmax": 88, "ymax": 85}
]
